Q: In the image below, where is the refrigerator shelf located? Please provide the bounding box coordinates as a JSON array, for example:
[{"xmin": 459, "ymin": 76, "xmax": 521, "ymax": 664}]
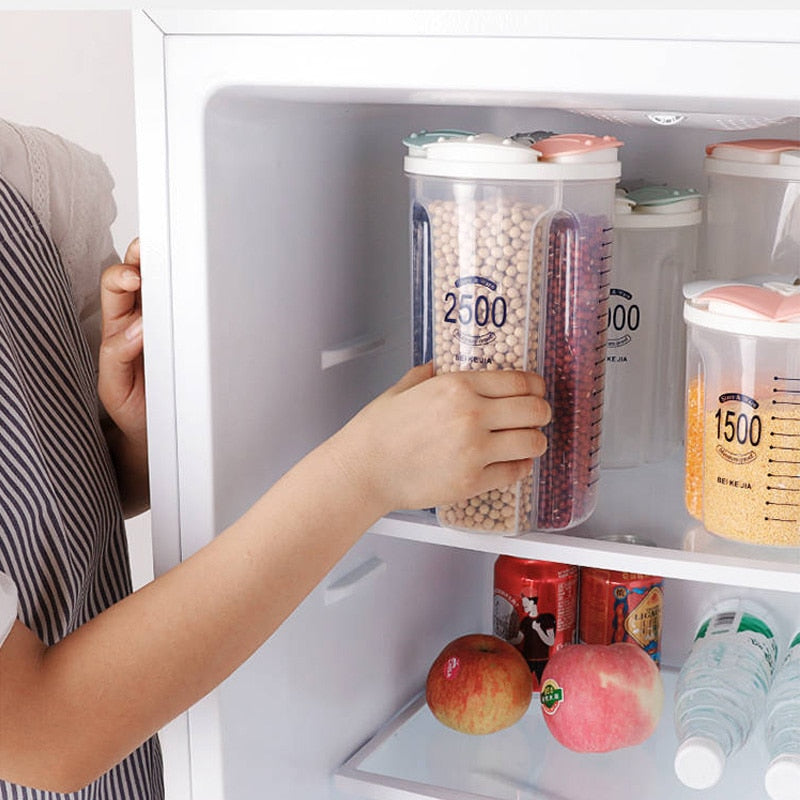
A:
[
  {"xmin": 335, "ymin": 667, "xmax": 770, "ymax": 800},
  {"xmin": 370, "ymin": 454, "xmax": 800, "ymax": 594}
]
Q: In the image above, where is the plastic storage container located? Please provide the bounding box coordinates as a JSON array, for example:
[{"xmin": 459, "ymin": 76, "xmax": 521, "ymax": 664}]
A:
[
  {"xmin": 602, "ymin": 185, "xmax": 702, "ymax": 468},
  {"xmin": 765, "ymin": 630, "xmax": 800, "ymax": 800},
  {"xmin": 704, "ymin": 138, "xmax": 800, "ymax": 280},
  {"xmin": 406, "ymin": 132, "xmax": 622, "ymax": 533},
  {"xmin": 683, "ymin": 277, "xmax": 800, "ymax": 546},
  {"xmin": 673, "ymin": 599, "xmax": 779, "ymax": 791}
]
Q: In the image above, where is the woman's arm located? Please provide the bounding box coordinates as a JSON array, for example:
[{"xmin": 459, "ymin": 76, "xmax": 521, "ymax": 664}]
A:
[{"xmin": 0, "ymin": 364, "xmax": 550, "ymax": 793}]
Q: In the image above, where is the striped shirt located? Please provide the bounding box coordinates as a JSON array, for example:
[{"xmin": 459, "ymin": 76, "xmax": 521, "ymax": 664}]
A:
[{"xmin": 0, "ymin": 175, "xmax": 163, "ymax": 799}]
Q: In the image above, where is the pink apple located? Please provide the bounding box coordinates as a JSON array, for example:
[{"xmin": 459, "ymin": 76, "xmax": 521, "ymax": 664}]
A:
[
  {"xmin": 539, "ymin": 642, "xmax": 663, "ymax": 752},
  {"xmin": 426, "ymin": 633, "xmax": 532, "ymax": 735}
]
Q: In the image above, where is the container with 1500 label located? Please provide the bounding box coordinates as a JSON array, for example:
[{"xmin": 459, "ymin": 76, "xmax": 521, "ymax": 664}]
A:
[
  {"xmin": 684, "ymin": 279, "xmax": 800, "ymax": 547},
  {"xmin": 406, "ymin": 131, "xmax": 622, "ymax": 534}
]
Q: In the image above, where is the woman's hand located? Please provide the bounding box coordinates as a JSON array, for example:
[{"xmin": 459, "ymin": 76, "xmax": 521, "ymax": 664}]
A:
[
  {"xmin": 97, "ymin": 238, "xmax": 149, "ymax": 515},
  {"xmin": 329, "ymin": 362, "xmax": 551, "ymax": 516}
]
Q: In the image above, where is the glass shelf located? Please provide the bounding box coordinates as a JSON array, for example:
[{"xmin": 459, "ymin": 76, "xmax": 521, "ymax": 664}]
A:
[
  {"xmin": 369, "ymin": 454, "xmax": 800, "ymax": 593},
  {"xmin": 336, "ymin": 668, "xmax": 770, "ymax": 800}
]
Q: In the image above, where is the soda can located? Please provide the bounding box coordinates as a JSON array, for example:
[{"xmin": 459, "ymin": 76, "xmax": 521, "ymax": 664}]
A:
[
  {"xmin": 493, "ymin": 555, "xmax": 579, "ymax": 692},
  {"xmin": 579, "ymin": 567, "xmax": 664, "ymax": 665}
]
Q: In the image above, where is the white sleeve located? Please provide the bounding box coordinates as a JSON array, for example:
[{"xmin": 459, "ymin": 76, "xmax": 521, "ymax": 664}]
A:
[{"xmin": 0, "ymin": 571, "xmax": 19, "ymax": 649}]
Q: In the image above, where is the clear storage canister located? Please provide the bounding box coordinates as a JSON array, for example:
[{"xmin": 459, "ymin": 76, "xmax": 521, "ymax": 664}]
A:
[
  {"xmin": 603, "ymin": 185, "xmax": 702, "ymax": 468},
  {"xmin": 406, "ymin": 132, "xmax": 622, "ymax": 533},
  {"xmin": 683, "ymin": 278, "xmax": 800, "ymax": 546},
  {"xmin": 704, "ymin": 139, "xmax": 800, "ymax": 280}
]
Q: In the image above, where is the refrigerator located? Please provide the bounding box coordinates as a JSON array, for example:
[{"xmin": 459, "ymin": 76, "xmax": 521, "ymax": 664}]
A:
[{"xmin": 131, "ymin": 10, "xmax": 800, "ymax": 800}]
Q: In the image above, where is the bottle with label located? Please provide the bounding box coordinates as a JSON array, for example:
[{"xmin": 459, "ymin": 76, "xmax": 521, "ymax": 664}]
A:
[
  {"xmin": 673, "ymin": 599, "xmax": 779, "ymax": 791},
  {"xmin": 764, "ymin": 630, "xmax": 800, "ymax": 800}
]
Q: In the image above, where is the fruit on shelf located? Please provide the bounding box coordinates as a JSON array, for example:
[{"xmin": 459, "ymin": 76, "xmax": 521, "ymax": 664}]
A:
[
  {"xmin": 539, "ymin": 642, "xmax": 664, "ymax": 752},
  {"xmin": 426, "ymin": 633, "xmax": 532, "ymax": 735}
]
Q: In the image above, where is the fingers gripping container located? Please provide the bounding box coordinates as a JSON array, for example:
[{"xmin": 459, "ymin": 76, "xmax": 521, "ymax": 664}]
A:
[
  {"xmin": 683, "ymin": 278, "xmax": 800, "ymax": 546},
  {"xmin": 704, "ymin": 139, "xmax": 800, "ymax": 280},
  {"xmin": 405, "ymin": 132, "xmax": 622, "ymax": 534},
  {"xmin": 603, "ymin": 185, "xmax": 702, "ymax": 468}
]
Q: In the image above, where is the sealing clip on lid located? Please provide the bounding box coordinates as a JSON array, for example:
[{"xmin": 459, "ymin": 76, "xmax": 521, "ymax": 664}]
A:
[
  {"xmin": 402, "ymin": 129, "xmax": 476, "ymax": 155},
  {"xmin": 615, "ymin": 184, "xmax": 702, "ymax": 228}
]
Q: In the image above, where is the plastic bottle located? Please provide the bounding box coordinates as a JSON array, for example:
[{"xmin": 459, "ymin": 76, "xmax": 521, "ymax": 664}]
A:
[
  {"xmin": 673, "ymin": 599, "xmax": 779, "ymax": 790},
  {"xmin": 764, "ymin": 631, "xmax": 800, "ymax": 800}
]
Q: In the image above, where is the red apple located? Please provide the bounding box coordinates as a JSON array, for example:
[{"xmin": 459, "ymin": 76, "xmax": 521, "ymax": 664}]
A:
[
  {"xmin": 539, "ymin": 642, "xmax": 663, "ymax": 752},
  {"xmin": 426, "ymin": 633, "xmax": 532, "ymax": 735}
]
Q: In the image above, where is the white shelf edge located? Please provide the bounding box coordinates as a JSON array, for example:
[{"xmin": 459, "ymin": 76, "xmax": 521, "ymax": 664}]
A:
[{"xmin": 367, "ymin": 512, "xmax": 800, "ymax": 594}]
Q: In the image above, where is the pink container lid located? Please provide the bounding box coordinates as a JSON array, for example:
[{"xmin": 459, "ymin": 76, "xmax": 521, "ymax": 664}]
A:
[
  {"xmin": 706, "ymin": 139, "xmax": 800, "ymax": 157},
  {"xmin": 533, "ymin": 133, "xmax": 623, "ymax": 162},
  {"xmin": 684, "ymin": 278, "xmax": 800, "ymax": 338},
  {"xmin": 695, "ymin": 282, "xmax": 800, "ymax": 322}
]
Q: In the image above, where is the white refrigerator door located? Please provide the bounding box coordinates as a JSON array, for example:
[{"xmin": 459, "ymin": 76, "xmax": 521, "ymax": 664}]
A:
[{"xmin": 133, "ymin": 10, "xmax": 800, "ymax": 800}]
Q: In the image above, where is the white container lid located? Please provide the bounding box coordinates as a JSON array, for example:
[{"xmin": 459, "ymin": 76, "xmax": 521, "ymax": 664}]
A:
[
  {"xmin": 704, "ymin": 139, "xmax": 800, "ymax": 180},
  {"xmin": 683, "ymin": 277, "xmax": 800, "ymax": 339},
  {"xmin": 766, "ymin": 754, "xmax": 800, "ymax": 800},
  {"xmin": 616, "ymin": 184, "xmax": 702, "ymax": 229},
  {"xmin": 404, "ymin": 131, "xmax": 622, "ymax": 181},
  {"xmin": 674, "ymin": 736, "xmax": 726, "ymax": 790}
]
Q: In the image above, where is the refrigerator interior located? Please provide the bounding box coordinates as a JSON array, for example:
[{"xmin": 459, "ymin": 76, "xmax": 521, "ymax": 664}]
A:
[
  {"xmin": 198, "ymin": 93, "xmax": 800, "ymax": 800},
  {"xmin": 134, "ymin": 16, "xmax": 800, "ymax": 800}
]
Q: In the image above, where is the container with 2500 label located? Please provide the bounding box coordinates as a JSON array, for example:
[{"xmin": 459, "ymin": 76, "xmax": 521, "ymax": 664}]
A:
[{"xmin": 405, "ymin": 131, "xmax": 622, "ymax": 534}]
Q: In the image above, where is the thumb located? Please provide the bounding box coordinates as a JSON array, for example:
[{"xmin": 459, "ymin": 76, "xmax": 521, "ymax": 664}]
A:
[{"xmin": 386, "ymin": 361, "xmax": 434, "ymax": 396}]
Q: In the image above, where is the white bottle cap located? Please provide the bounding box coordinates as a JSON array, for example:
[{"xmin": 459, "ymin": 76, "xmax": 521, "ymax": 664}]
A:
[
  {"xmin": 674, "ymin": 736, "xmax": 726, "ymax": 789},
  {"xmin": 765, "ymin": 754, "xmax": 800, "ymax": 800}
]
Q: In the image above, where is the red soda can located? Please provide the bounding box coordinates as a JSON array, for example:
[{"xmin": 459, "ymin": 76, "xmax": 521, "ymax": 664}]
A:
[
  {"xmin": 579, "ymin": 567, "xmax": 663, "ymax": 665},
  {"xmin": 493, "ymin": 555, "xmax": 578, "ymax": 692}
]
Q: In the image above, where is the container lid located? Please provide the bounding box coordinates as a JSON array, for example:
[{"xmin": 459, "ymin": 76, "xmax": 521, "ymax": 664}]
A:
[
  {"xmin": 616, "ymin": 184, "xmax": 702, "ymax": 229},
  {"xmin": 704, "ymin": 139, "xmax": 800, "ymax": 180},
  {"xmin": 403, "ymin": 131, "xmax": 622, "ymax": 181},
  {"xmin": 674, "ymin": 736, "xmax": 726, "ymax": 790},
  {"xmin": 532, "ymin": 133, "xmax": 623, "ymax": 164},
  {"xmin": 402, "ymin": 129, "xmax": 476, "ymax": 156},
  {"xmin": 766, "ymin": 754, "xmax": 800, "ymax": 800},
  {"xmin": 683, "ymin": 276, "xmax": 800, "ymax": 338},
  {"xmin": 510, "ymin": 130, "xmax": 558, "ymax": 145}
]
